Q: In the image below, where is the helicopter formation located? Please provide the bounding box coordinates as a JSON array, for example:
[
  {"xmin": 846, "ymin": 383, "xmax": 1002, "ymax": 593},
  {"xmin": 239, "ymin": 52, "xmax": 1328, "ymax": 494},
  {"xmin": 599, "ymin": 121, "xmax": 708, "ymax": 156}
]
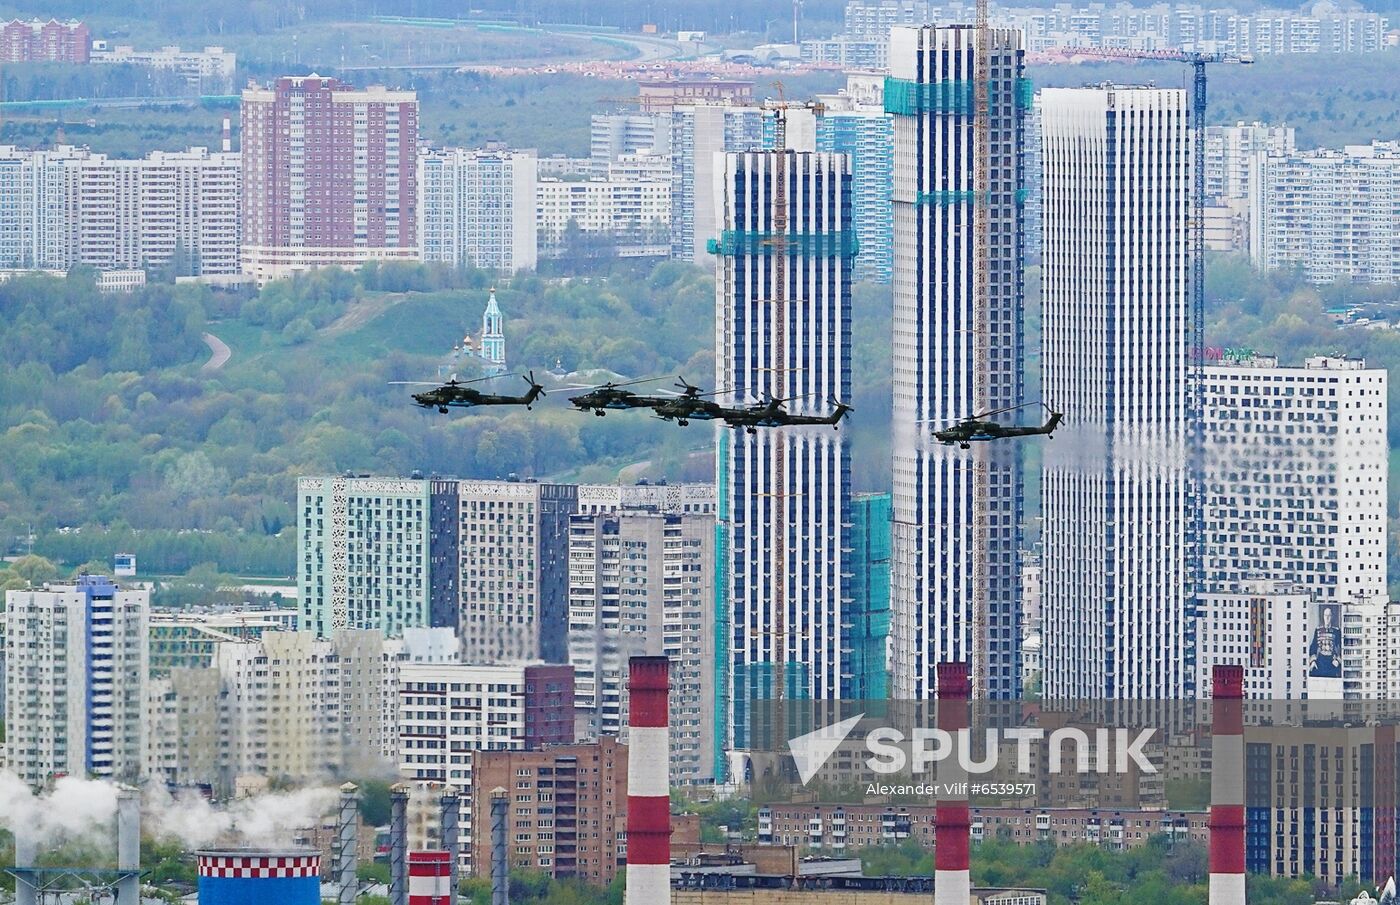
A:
[{"xmin": 393, "ymin": 372, "xmax": 1062, "ymax": 446}]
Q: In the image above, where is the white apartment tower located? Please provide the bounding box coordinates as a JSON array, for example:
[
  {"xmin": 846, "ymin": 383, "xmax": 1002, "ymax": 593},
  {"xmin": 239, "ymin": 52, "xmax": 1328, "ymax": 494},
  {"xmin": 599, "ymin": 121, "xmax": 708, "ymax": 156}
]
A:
[
  {"xmin": 1203, "ymin": 355, "xmax": 1388, "ymax": 604},
  {"xmin": 714, "ymin": 148, "xmax": 853, "ymax": 753},
  {"xmin": 419, "ymin": 147, "xmax": 538, "ymax": 272},
  {"xmin": 671, "ymin": 105, "xmax": 766, "ymax": 262},
  {"xmin": 0, "ymin": 145, "xmax": 240, "ymax": 274},
  {"xmin": 1040, "ymin": 86, "xmax": 1192, "ymax": 699},
  {"xmin": 3, "ymin": 576, "xmax": 149, "ymax": 788},
  {"xmin": 1252, "ymin": 141, "xmax": 1400, "ymax": 284},
  {"xmin": 888, "ymin": 25, "xmax": 1027, "ymax": 699},
  {"xmin": 566, "ymin": 510, "xmax": 716, "ymax": 784}
]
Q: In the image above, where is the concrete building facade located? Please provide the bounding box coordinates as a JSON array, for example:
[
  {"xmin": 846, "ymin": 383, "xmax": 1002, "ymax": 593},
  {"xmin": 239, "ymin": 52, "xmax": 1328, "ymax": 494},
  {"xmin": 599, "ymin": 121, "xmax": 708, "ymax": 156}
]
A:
[
  {"xmin": 298, "ymin": 476, "xmax": 434, "ymax": 638},
  {"xmin": 0, "ymin": 145, "xmax": 240, "ymax": 275},
  {"xmin": 888, "ymin": 25, "xmax": 1028, "ymax": 700},
  {"xmin": 3, "ymin": 577, "xmax": 148, "ymax": 788},
  {"xmin": 419, "ymin": 146, "xmax": 537, "ymax": 272},
  {"xmin": 1203, "ymin": 355, "xmax": 1388, "ymax": 605},
  {"xmin": 1252, "ymin": 141, "xmax": 1400, "ymax": 284},
  {"xmin": 714, "ymin": 148, "xmax": 855, "ymax": 757},
  {"xmin": 240, "ymin": 75, "xmax": 418, "ymax": 282},
  {"xmin": 566, "ymin": 510, "xmax": 715, "ymax": 784},
  {"xmin": 1040, "ymin": 85, "xmax": 1193, "ymax": 699}
]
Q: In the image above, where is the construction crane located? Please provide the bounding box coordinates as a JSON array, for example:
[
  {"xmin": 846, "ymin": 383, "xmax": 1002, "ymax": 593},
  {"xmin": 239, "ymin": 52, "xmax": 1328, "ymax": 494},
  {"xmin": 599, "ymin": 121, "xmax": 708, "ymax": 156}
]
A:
[
  {"xmin": 756, "ymin": 82, "xmax": 825, "ymax": 742},
  {"xmin": 1068, "ymin": 46, "xmax": 1252, "ymax": 681},
  {"xmin": 969, "ymin": 0, "xmax": 993, "ymax": 699}
]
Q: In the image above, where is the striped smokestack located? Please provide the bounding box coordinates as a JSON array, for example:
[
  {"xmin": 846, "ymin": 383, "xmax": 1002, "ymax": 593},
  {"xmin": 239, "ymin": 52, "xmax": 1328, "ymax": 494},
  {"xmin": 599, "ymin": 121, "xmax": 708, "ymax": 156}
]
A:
[
  {"xmin": 408, "ymin": 851, "xmax": 452, "ymax": 905},
  {"xmin": 934, "ymin": 662, "xmax": 971, "ymax": 905},
  {"xmin": 1209, "ymin": 664, "xmax": 1247, "ymax": 905},
  {"xmin": 625, "ymin": 655, "xmax": 671, "ymax": 905}
]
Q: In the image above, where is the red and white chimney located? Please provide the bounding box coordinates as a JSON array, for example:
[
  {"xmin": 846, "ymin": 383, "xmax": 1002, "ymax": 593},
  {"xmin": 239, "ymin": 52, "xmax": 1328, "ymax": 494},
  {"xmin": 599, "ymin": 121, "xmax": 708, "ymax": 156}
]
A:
[
  {"xmin": 1209, "ymin": 664, "xmax": 1247, "ymax": 905},
  {"xmin": 408, "ymin": 851, "xmax": 452, "ymax": 905},
  {"xmin": 625, "ymin": 656, "xmax": 671, "ymax": 905},
  {"xmin": 935, "ymin": 662, "xmax": 972, "ymax": 905}
]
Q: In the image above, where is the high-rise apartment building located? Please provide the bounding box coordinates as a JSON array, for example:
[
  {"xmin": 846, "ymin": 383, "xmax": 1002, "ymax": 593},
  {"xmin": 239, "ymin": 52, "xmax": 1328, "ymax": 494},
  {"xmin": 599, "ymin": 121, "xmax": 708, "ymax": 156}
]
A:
[
  {"xmin": 419, "ymin": 146, "xmax": 537, "ymax": 272},
  {"xmin": 217, "ymin": 629, "xmax": 390, "ymax": 784},
  {"xmin": 240, "ymin": 75, "xmax": 418, "ymax": 282},
  {"xmin": 589, "ymin": 113, "xmax": 669, "ymax": 173},
  {"xmin": 0, "ymin": 18, "xmax": 89, "ymax": 63},
  {"xmin": 1040, "ymin": 86, "xmax": 1192, "ymax": 699},
  {"xmin": 844, "ymin": 2, "xmax": 934, "ymax": 39},
  {"xmin": 469, "ymin": 737, "xmax": 628, "ymax": 883},
  {"xmin": 3, "ymin": 576, "xmax": 148, "ymax": 788},
  {"xmin": 397, "ymin": 662, "xmax": 574, "ymax": 872},
  {"xmin": 144, "ymin": 626, "xmax": 454, "ymax": 793},
  {"xmin": 814, "ymin": 102, "xmax": 894, "ymax": 284},
  {"xmin": 566, "ymin": 510, "xmax": 715, "ymax": 784},
  {"xmin": 1252, "ymin": 141, "xmax": 1400, "ymax": 284},
  {"xmin": 1204, "ymin": 122, "xmax": 1296, "ymax": 203},
  {"xmin": 1203, "ymin": 354, "xmax": 1388, "ymax": 603},
  {"xmin": 536, "ymin": 171, "xmax": 671, "ymax": 259},
  {"xmin": 1195, "ymin": 577, "xmax": 1314, "ymax": 700},
  {"xmin": 298, "ymin": 476, "xmax": 715, "ymax": 652},
  {"xmin": 298, "ymin": 475, "xmax": 434, "ymax": 638},
  {"xmin": 669, "ymin": 105, "xmax": 766, "ymax": 262},
  {"xmin": 0, "ymin": 145, "xmax": 240, "ymax": 274},
  {"xmin": 89, "ymin": 44, "xmax": 237, "ymax": 94},
  {"xmin": 457, "ymin": 480, "xmax": 579, "ymax": 664},
  {"xmin": 714, "ymin": 148, "xmax": 854, "ymax": 757},
  {"xmin": 1202, "ymin": 122, "xmax": 1294, "ymax": 253},
  {"xmin": 887, "ymin": 25, "xmax": 1027, "ymax": 699}
]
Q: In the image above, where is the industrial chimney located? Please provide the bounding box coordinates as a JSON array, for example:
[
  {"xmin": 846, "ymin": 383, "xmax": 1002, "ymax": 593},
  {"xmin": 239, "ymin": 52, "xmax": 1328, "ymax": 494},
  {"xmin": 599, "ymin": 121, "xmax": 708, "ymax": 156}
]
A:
[
  {"xmin": 14, "ymin": 817, "xmax": 37, "ymax": 905},
  {"xmin": 116, "ymin": 786, "xmax": 141, "ymax": 905},
  {"xmin": 337, "ymin": 782, "xmax": 360, "ymax": 905},
  {"xmin": 439, "ymin": 785, "xmax": 461, "ymax": 905},
  {"xmin": 934, "ymin": 662, "xmax": 972, "ymax": 905},
  {"xmin": 625, "ymin": 656, "xmax": 671, "ymax": 905},
  {"xmin": 490, "ymin": 788, "xmax": 510, "ymax": 905},
  {"xmin": 390, "ymin": 783, "xmax": 411, "ymax": 905},
  {"xmin": 1209, "ymin": 664, "xmax": 1247, "ymax": 905},
  {"xmin": 408, "ymin": 851, "xmax": 453, "ymax": 905}
]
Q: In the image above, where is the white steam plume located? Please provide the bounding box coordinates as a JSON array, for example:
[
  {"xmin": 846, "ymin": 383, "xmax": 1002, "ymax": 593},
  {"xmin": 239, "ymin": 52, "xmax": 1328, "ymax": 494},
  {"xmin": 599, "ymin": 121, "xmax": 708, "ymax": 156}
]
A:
[
  {"xmin": 144, "ymin": 785, "xmax": 340, "ymax": 850},
  {"xmin": 0, "ymin": 771, "xmax": 121, "ymax": 850},
  {"xmin": 0, "ymin": 770, "xmax": 339, "ymax": 854}
]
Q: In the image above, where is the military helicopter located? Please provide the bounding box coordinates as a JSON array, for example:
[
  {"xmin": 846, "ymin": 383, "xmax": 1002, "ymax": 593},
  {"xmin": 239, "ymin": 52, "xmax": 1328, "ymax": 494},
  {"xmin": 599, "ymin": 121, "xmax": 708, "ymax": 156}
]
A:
[
  {"xmin": 720, "ymin": 395, "xmax": 853, "ymax": 434},
  {"xmin": 646, "ymin": 377, "xmax": 730, "ymax": 426},
  {"xmin": 928, "ymin": 402, "xmax": 1063, "ymax": 449},
  {"xmin": 392, "ymin": 372, "xmax": 545, "ymax": 413},
  {"xmin": 567, "ymin": 376, "xmax": 668, "ymax": 416}
]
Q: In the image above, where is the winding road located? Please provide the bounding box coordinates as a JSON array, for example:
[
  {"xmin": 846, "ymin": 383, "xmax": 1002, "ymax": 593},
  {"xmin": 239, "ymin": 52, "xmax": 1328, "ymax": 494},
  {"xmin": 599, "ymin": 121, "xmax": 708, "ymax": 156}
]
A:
[{"xmin": 201, "ymin": 332, "xmax": 231, "ymax": 373}]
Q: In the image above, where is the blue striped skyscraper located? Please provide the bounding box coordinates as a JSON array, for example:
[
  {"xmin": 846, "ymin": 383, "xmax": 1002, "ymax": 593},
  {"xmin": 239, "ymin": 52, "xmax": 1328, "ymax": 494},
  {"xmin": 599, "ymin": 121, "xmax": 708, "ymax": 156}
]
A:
[
  {"xmin": 888, "ymin": 25, "xmax": 1028, "ymax": 700},
  {"xmin": 713, "ymin": 147, "xmax": 854, "ymax": 760},
  {"xmin": 1040, "ymin": 86, "xmax": 1192, "ymax": 699}
]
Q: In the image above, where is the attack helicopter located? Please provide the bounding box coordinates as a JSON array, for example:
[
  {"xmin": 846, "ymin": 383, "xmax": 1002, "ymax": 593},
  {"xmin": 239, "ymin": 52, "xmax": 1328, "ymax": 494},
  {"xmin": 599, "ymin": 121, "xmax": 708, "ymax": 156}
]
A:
[
  {"xmin": 567, "ymin": 377, "xmax": 669, "ymax": 415},
  {"xmin": 646, "ymin": 377, "xmax": 730, "ymax": 426},
  {"xmin": 392, "ymin": 372, "xmax": 545, "ymax": 413},
  {"xmin": 929, "ymin": 403, "xmax": 1063, "ymax": 449},
  {"xmin": 719, "ymin": 395, "xmax": 852, "ymax": 434}
]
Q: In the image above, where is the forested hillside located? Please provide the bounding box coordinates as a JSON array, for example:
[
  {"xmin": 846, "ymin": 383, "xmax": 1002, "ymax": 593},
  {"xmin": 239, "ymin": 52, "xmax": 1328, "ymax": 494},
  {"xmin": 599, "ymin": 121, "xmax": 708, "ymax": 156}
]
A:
[{"xmin": 0, "ymin": 262, "xmax": 892, "ymax": 577}]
